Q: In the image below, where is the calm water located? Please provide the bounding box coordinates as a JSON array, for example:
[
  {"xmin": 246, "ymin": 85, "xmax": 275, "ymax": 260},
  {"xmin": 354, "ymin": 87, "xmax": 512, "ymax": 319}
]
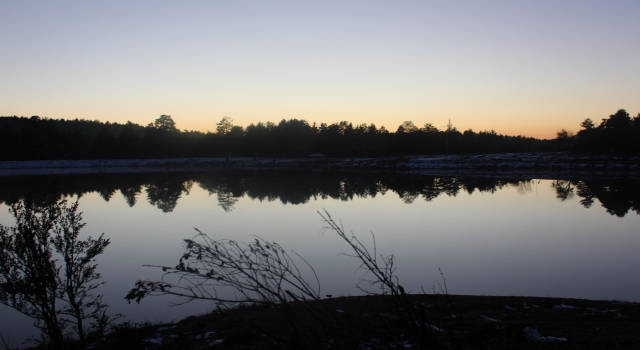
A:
[{"xmin": 1, "ymin": 170, "xmax": 639, "ymax": 346}]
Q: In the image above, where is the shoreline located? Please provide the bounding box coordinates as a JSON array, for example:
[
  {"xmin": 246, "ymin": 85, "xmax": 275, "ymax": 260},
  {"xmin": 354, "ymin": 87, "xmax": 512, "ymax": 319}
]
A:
[
  {"xmin": 23, "ymin": 293, "xmax": 639, "ymax": 349},
  {"xmin": 1, "ymin": 152, "xmax": 638, "ymax": 178}
]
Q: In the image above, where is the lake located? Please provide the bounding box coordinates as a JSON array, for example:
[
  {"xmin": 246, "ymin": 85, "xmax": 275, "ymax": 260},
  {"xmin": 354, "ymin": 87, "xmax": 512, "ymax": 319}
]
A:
[{"xmin": 1, "ymin": 170, "xmax": 639, "ymax": 346}]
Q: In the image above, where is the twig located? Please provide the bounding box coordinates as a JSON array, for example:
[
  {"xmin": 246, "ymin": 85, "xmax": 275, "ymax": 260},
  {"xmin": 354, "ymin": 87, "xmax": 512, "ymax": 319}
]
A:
[{"xmin": 0, "ymin": 333, "xmax": 12, "ymax": 350}]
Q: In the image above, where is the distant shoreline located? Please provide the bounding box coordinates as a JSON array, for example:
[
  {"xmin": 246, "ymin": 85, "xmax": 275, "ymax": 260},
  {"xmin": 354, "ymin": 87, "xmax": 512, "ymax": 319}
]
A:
[{"xmin": 1, "ymin": 152, "xmax": 638, "ymax": 177}]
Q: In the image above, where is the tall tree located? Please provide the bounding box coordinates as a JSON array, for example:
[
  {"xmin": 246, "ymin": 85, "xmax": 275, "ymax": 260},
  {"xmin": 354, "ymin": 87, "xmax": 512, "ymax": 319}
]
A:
[
  {"xmin": 216, "ymin": 117, "xmax": 234, "ymax": 135},
  {"xmin": 149, "ymin": 115, "xmax": 178, "ymax": 132}
]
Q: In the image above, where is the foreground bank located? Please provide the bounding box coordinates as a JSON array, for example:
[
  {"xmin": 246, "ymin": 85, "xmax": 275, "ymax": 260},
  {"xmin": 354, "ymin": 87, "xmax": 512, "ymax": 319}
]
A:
[{"xmin": 21, "ymin": 294, "xmax": 639, "ymax": 350}]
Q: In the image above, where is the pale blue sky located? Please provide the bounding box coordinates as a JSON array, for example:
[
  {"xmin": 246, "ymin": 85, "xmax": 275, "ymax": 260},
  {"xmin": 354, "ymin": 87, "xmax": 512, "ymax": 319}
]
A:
[{"xmin": 1, "ymin": 1, "xmax": 639, "ymax": 138}]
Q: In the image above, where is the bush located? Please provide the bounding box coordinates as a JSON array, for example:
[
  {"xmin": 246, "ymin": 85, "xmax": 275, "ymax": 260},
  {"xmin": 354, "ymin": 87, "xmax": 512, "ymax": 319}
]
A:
[
  {"xmin": 127, "ymin": 210, "xmax": 449, "ymax": 348},
  {"xmin": 0, "ymin": 198, "xmax": 110, "ymax": 350}
]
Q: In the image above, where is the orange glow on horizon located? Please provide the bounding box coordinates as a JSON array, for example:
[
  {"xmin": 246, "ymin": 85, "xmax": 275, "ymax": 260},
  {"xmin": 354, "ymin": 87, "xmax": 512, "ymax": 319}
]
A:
[{"xmin": 14, "ymin": 111, "xmax": 588, "ymax": 140}]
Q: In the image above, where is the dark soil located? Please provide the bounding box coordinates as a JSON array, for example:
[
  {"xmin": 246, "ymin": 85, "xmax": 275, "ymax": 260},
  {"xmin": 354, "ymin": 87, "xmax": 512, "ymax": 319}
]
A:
[{"xmin": 32, "ymin": 294, "xmax": 640, "ymax": 350}]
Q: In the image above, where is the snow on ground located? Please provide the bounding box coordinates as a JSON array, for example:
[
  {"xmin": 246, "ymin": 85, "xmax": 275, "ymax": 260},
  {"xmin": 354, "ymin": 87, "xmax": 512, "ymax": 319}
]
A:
[{"xmin": 523, "ymin": 326, "xmax": 567, "ymax": 342}]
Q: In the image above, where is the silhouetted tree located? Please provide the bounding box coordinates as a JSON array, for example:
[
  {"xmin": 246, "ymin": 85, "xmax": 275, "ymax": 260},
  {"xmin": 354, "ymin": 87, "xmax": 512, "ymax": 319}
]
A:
[
  {"xmin": 580, "ymin": 118, "xmax": 595, "ymax": 130},
  {"xmin": 555, "ymin": 129, "xmax": 575, "ymax": 151},
  {"xmin": 576, "ymin": 109, "xmax": 638, "ymax": 154},
  {"xmin": 245, "ymin": 122, "xmax": 274, "ymax": 158},
  {"xmin": 394, "ymin": 121, "xmax": 425, "ymax": 156},
  {"xmin": 143, "ymin": 115, "xmax": 183, "ymax": 158},
  {"xmin": 216, "ymin": 117, "xmax": 234, "ymax": 135},
  {"xmin": 273, "ymin": 119, "xmax": 314, "ymax": 157},
  {"xmin": 213, "ymin": 117, "xmax": 240, "ymax": 159},
  {"xmin": 0, "ymin": 198, "xmax": 110, "ymax": 349},
  {"xmin": 116, "ymin": 121, "xmax": 143, "ymax": 159},
  {"xmin": 149, "ymin": 115, "xmax": 178, "ymax": 132},
  {"xmin": 600, "ymin": 109, "xmax": 634, "ymax": 154},
  {"xmin": 397, "ymin": 121, "xmax": 419, "ymax": 133},
  {"xmin": 92, "ymin": 124, "xmax": 116, "ymax": 159}
]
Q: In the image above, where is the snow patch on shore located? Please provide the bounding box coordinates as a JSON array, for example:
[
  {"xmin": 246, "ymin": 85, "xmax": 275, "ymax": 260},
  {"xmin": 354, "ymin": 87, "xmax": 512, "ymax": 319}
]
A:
[{"xmin": 1, "ymin": 153, "xmax": 637, "ymax": 176}]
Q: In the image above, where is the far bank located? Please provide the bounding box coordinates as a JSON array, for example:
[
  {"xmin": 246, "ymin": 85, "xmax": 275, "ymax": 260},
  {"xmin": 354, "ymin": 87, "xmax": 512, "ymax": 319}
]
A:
[{"xmin": 1, "ymin": 152, "xmax": 639, "ymax": 178}]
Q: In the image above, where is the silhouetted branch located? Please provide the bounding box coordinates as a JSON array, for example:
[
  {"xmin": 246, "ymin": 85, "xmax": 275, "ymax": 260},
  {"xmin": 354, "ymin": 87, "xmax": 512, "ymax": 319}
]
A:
[{"xmin": 126, "ymin": 230, "xmax": 321, "ymax": 307}]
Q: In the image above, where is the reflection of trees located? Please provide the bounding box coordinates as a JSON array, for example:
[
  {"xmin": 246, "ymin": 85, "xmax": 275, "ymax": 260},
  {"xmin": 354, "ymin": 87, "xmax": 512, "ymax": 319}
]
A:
[
  {"xmin": 512, "ymin": 180, "xmax": 533, "ymax": 195},
  {"xmin": 551, "ymin": 180, "xmax": 575, "ymax": 202},
  {"xmin": 575, "ymin": 179, "xmax": 640, "ymax": 217},
  {"xmin": 398, "ymin": 190, "xmax": 419, "ymax": 204},
  {"xmin": 97, "ymin": 186, "xmax": 117, "ymax": 202},
  {"xmin": 197, "ymin": 174, "xmax": 245, "ymax": 211},
  {"xmin": 120, "ymin": 186, "xmax": 142, "ymax": 207},
  {"xmin": 1, "ymin": 171, "xmax": 639, "ymax": 217},
  {"xmin": 217, "ymin": 191, "xmax": 239, "ymax": 212},
  {"xmin": 145, "ymin": 178, "xmax": 193, "ymax": 213},
  {"xmin": 548, "ymin": 178, "xmax": 640, "ymax": 217}
]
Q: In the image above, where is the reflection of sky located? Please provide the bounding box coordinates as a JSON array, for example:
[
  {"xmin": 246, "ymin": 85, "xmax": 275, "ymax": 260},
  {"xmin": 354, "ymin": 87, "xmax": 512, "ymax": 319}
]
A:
[
  {"xmin": 1, "ymin": 179, "xmax": 639, "ymax": 345},
  {"xmin": 2, "ymin": 1, "xmax": 640, "ymax": 138}
]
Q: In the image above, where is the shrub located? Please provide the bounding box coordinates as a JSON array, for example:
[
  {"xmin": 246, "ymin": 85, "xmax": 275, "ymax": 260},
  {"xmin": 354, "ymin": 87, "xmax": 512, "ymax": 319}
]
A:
[
  {"xmin": 0, "ymin": 198, "xmax": 110, "ymax": 350},
  {"xmin": 127, "ymin": 210, "xmax": 449, "ymax": 348}
]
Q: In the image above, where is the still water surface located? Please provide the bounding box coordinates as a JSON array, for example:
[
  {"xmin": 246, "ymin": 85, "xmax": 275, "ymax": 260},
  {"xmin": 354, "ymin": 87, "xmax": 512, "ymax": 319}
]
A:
[{"xmin": 0, "ymin": 171, "xmax": 639, "ymax": 345}]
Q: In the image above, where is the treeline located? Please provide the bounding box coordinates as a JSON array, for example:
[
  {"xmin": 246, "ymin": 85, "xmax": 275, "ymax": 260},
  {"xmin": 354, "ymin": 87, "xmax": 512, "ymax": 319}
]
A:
[
  {"xmin": 2, "ymin": 171, "xmax": 638, "ymax": 217},
  {"xmin": 0, "ymin": 115, "xmax": 548, "ymax": 161},
  {"xmin": 0, "ymin": 115, "xmax": 201, "ymax": 160},
  {"xmin": 559, "ymin": 109, "xmax": 640, "ymax": 154}
]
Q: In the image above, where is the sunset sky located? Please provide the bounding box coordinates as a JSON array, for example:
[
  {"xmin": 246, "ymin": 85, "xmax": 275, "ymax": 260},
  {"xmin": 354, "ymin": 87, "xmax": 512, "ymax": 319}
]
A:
[{"xmin": 2, "ymin": 1, "xmax": 639, "ymax": 139}]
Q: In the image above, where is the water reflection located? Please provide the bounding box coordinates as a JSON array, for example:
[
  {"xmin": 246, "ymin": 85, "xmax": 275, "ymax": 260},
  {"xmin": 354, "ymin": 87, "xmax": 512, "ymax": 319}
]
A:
[
  {"xmin": 146, "ymin": 179, "xmax": 193, "ymax": 213},
  {"xmin": 551, "ymin": 180, "xmax": 575, "ymax": 202},
  {"xmin": 575, "ymin": 179, "xmax": 640, "ymax": 217},
  {"xmin": 0, "ymin": 171, "xmax": 638, "ymax": 217}
]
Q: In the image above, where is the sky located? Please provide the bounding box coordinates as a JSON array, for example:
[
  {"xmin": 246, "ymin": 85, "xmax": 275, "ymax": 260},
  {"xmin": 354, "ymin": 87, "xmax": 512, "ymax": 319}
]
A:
[{"xmin": 1, "ymin": 1, "xmax": 639, "ymax": 139}]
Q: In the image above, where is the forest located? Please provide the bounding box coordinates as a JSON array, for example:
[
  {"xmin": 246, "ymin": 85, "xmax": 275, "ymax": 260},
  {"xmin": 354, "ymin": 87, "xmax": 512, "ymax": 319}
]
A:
[
  {"xmin": 1, "ymin": 109, "xmax": 638, "ymax": 161},
  {"xmin": 567, "ymin": 109, "xmax": 640, "ymax": 154},
  {"xmin": 0, "ymin": 115, "xmax": 544, "ymax": 160}
]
